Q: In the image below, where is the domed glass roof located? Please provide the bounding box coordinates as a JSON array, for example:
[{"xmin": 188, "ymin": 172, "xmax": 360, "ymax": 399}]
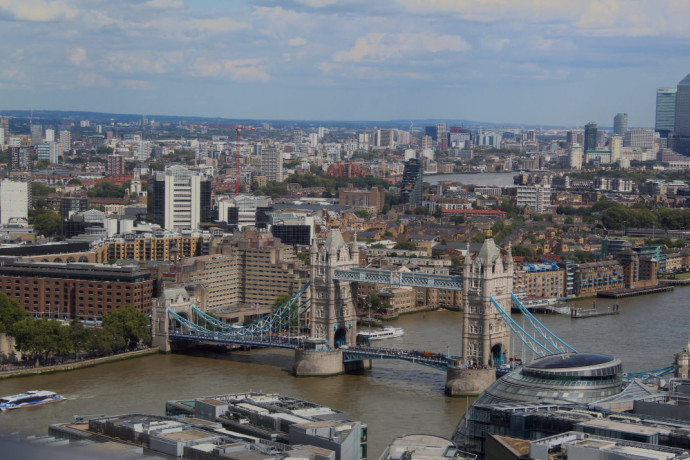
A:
[{"xmin": 526, "ymin": 353, "xmax": 615, "ymax": 370}]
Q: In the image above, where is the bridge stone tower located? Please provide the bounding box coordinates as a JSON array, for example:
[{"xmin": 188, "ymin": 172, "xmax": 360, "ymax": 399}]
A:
[
  {"xmin": 461, "ymin": 237, "xmax": 513, "ymax": 367},
  {"xmin": 308, "ymin": 229, "xmax": 359, "ymax": 348}
]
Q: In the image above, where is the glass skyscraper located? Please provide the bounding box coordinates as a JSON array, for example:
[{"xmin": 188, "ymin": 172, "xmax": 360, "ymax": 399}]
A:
[
  {"xmin": 673, "ymin": 74, "xmax": 690, "ymax": 155},
  {"xmin": 584, "ymin": 122, "xmax": 598, "ymax": 152},
  {"xmin": 656, "ymin": 87, "xmax": 676, "ymax": 138},
  {"xmin": 613, "ymin": 113, "xmax": 627, "ymax": 135}
]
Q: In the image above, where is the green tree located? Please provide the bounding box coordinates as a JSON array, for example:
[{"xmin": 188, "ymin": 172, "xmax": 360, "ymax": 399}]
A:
[
  {"xmin": 433, "ymin": 206, "xmax": 443, "ymax": 219},
  {"xmin": 32, "ymin": 182, "xmax": 56, "ymax": 197},
  {"xmin": 87, "ymin": 181, "xmax": 127, "ymax": 198},
  {"xmin": 414, "ymin": 206, "xmax": 429, "ymax": 215},
  {"xmin": 102, "ymin": 306, "xmax": 150, "ymax": 350},
  {"xmin": 0, "ymin": 292, "xmax": 26, "ymax": 334},
  {"xmin": 510, "ymin": 244, "xmax": 535, "ymax": 261},
  {"xmin": 393, "ymin": 241, "xmax": 416, "ymax": 250},
  {"xmin": 67, "ymin": 177, "xmax": 82, "ymax": 185},
  {"xmin": 297, "ymin": 252, "xmax": 310, "ymax": 265},
  {"xmin": 12, "ymin": 319, "xmax": 62, "ymax": 363},
  {"xmin": 34, "ymin": 159, "xmax": 51, "ymax": 170},
  {"xmin": 354, "ymin": 209, "xmax": 371, "ymax": 219},
  {"xmin": 30, "ymin": 209, "xmax": 61, "ymax": 237},
  {"xmin": 69, "ymin": 319, "xmax": 89, "ymax": 357}
]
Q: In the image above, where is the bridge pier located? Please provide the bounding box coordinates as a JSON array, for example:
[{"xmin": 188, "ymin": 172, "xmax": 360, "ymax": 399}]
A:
[
  {"xmin": 293, "ymin": 348, "xmax": 345, "ymax": 376},
  {"xmin": 445, "ymin": 367, "xmax": 495, "ymax": 397}
]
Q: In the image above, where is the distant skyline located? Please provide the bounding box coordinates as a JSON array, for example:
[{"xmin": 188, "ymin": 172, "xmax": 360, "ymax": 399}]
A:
[{"xmin": 1, "ymin": 0, "xmax": 689, "ymax": 127}]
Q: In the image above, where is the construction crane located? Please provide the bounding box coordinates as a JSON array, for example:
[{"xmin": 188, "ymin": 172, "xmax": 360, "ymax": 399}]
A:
[{"xmin": 231, "ymin": 126, "xmax": 256, "ymax": 194}]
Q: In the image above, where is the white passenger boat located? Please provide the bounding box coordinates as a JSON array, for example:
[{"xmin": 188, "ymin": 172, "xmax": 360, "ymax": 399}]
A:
[
  {"xmin": 357, "ymin": 325, "xmax": 405, "ymax": 341},
  {"xmin": 0, "ymin": 390, "xmax": 64, "ymax": 411}
]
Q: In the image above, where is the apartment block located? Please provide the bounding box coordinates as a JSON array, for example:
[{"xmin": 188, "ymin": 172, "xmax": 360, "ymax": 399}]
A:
[{"xmin": 513, "ymin": 262, "xmax": 565, "ymax": 298}]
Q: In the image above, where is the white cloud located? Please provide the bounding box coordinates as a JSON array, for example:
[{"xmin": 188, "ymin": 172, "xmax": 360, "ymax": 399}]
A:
[
  {"xmin": 191, "ymin": 17, "xmax": 252, "ymax": 33},
  {"xmin": 70, "ymin": 47, "xmax": 87, "ymax": 65},
  {"xmin": 191, "ymin": 58, "xmax": 270, "ymax": 82},
  {"xmin": 288, "ymin": 37, "xmax": 307, "ymax": 47},
  {"xmin": 333, "ymin": 33, "xmax": 470, "ymax": 62},
  {"xmin": 142, "ymin": 0, "xmax": 185, "ymax": 9},
  {"xmin": 296, "ymin": 0, "xmax": 336, "ymax": 7},
  {"xmin": 106, "ymin": 51, "xmax": 184, "ymax": 74},
  {"xmin": 78, "ymin": 72, "xmax": 111, "ymax": 87},
  {"xmin": 0, "ymin": 0, "xmax": 78, "ymax": 22}
]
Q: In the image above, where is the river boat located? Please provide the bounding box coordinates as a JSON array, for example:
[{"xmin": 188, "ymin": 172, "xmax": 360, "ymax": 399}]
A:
[
  {"xmin": 0, "ymin": 390, "xmax": 64, "ymax": 411},
  {"xmin": 357, "ymin": 325, "xmax": 405, "ymax": 341}
]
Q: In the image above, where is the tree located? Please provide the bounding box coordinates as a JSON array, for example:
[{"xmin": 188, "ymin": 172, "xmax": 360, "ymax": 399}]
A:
[
  {"xmin": 297, "ymin": 252, "xmax": 310, "ymax": 265},
  {"xmin": 433, "ymin": 206, "xmax": 443, "ymax": 219},
  {"xmin": 31, "ymin": 209, "xmax": 61, "ymax": 237},
  {"xmin": 12, "ymin": 319, "xmax": 60, "ymax": 363},
  {"xmin": 34, "ymin": 159, "xmax": 51, "ymax": 170},
  {"xmin": 273, "ymin": 294, "xmax": 292, "ymax": 309},
  {"xmin": 414, "ymin": 206, "xmax": 429, "ymax": 215},
  {"xmin": 510, "ymin": 244, "xmax": 535, "ymax": 261},
  {"xmin": 69, "ymin": 319, "xmax": 89, "ymax": 357},
  {"xmin": 366, "ymin": 293, "xmax": 381, "ymax": 309},
  {"xmin": 32, "ymin": 182, "xmax": 56, "ymax": 197},
  {"xmin": 87, "ymin": 181, "xmax": 127, "ymax": 198},
  {"xmin": 354, "ymin": 209, "xmax": 371, "ymax": 219},
  {"xmin": 102, "ymin": 306, "xmax": 150, "ymax": 350},
  {"xmin": 67, "ymin": 177, "xmax": 82, "ymax": 185},
  {"xmin": 0, "ymin": 292, "xmax": 26, "ymax": 334},
  {"xmin": 393, "ymin": 241, "xmax": 416, "ymax": 250},
  {"xmin": 450, "ymin": 215, "xmax": 465, "ymax": 224}
]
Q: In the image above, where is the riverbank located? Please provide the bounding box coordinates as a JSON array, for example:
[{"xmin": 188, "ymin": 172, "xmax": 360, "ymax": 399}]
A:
[{"xmin": 0, "ymin": 347, "xmax": 159, "ymax": 380}]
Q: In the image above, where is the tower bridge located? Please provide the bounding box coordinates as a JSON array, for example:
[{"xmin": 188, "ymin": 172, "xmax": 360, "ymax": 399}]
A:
[{"xmin": 152, "ymin": 230, "xmax": 573, "ymax": 396}]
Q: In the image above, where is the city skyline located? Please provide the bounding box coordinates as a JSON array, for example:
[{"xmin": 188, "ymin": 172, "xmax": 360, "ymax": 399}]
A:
[{"xmin": 0, "ymin": 1, "xmax": 689, "ymax": 126}]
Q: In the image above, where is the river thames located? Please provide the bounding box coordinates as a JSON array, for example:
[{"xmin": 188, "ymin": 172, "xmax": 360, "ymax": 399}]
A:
[{"xmin": 0, "ymin": 286, "xmax": 687, "ymax": 456}]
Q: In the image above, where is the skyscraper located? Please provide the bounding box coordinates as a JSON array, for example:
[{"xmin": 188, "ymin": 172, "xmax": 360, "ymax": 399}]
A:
[
  {"xmin": 672, "ymin": 74, "xmax": 690, "ymax": 155},
  {"xmin": 30, "ymin": 124, "xmax": 43, "ymax": 145},
  {"xmin": 261, "ymin": 145, "xmax": 283, "ymax": 183},
  {"xmin": 584, "ymin": 122, "xmax": 598, "ymax": 152},
  {"xmin": 151, "ymin": 165, "xmax": 211, "ymax": 230},
  {"xmin": 613, "ymin": 113, "xmax": 628, "ymax": 135},
  {"xmin": 656, "ymin": 87, "xmax": 676, "ymax": 138},
  {"xmin": 400, "ymin": 159, "xmax": 423, "ymax": 205},
  {"xmin": 0, "ymin": 180, "xmax": 29, "ymax": 225}
]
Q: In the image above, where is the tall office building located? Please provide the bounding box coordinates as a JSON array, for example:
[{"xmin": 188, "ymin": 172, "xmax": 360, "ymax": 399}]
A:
[
  {"xmin": 37, "ymin": 142, "xmax": 59, "ymax": 164},
  {"xmin": 45, "ymin": 128, "xmax": 55, "ymax": 142},
  {"xmin": 59, "ymin": 130, "xmax": 71, "ymax": 154},
  {"xmin": 584, "ymin": 122, "xmax": 598, "ymax": 152},
  {"xmin": 610, "ymin": 135, "xmax": 622, "ymax": 163},
  {"xmin": 400, "ymin": 158, "xmax": 423, "ymax": 205},
  {"xmin": 30, "ymin": 124, "xmax": 43, "ymax": 145},
  {"xmin": 623, "ymin": 129, "xmax": 655, "ymax": 149},
  {"xmin": 568, "ymin": 144, "xmax": 583, "ymax": 169},
  {"xmin": 151, "ymin": 165, "xmax": 211, "ymax": 230},
  {"xmin": 261, "ymin": 145, "xmax": 283, "ymax": 183},
  {"xmin": 672, "ymin": 74, "xmax": 690, "ymax": 155},
  {"xmin": 0, "ymin": 117, "xmax": 8, "ymax": 144},
  {"xmin": 613, "ymin": 113, "xmax": 628, "ymax": 135},
  {"xmin": 0, "ymin": 180, "xmax": 29, "ymax": 225},
  {"xmin": 8, "ymin": 147, "xmax": 30, "ymax": 171},
  {"xmin": 656, "ymin": 87, "xmax": 677, "ymax": 138}
]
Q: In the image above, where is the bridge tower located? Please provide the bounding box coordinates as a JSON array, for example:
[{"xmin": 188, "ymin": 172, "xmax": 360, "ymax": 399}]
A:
[
  {"xmin": 461, "ymin": 236, "xmax": 513, "ymax": 367},
  {"xmin": 308, "ymin": 229, "xmax": 359, "ymax": 347}
]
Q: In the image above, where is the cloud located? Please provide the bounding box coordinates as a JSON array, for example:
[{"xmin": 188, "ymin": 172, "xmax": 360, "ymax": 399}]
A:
[
  {"xmin": 333, "ymin": 33, "xmax": 470, "ymax": 62},
  {"xmin": 296, "ymin": 0, "xmax": 337, "ymax": 7},
  {"xmin": 121, "ymin": 79, "xmax": 150, "ymax": 89},
  {"xmin": 78, "ymin": 72, "xmax": 111, "ymax": 87},
  {"xmin": 141, "ymin": 0, "xmax": 185, "ymax": 9},
  {"xmin": 106, "ymin": 51, "xmax": 185, "ymax": 74},
  {"xmin": 0, "ymin": 0, "xmax": 78, "ymax": 22},
  {"xmin": 288, "ymin": 37, "xmax": 307, "ymax": 47},
  {"xmin": 191, "ymin": 58, "xmax": 270, "ymax": 82},
  {"xmin": 70, "ymin": 47, "xmax": 87, "ymax": 65},
  {"xmin": 191, "ymin": 17, "xmax": 252, "ymax": 33}
]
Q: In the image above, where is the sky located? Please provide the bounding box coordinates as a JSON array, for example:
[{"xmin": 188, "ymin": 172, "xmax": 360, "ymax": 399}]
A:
[{"xmin": 0, "ymin": 0, "xmax": 689, "ymax": 127}]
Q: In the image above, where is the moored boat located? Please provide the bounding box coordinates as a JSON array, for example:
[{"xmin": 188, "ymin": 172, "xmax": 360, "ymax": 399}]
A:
[
  {"xmin": 0, "ymin": 390, "xmax": 64, "ymax": 411},
  {"xmin": 357, "ymin": 325, "xmax": 405, "ymax": 342}
]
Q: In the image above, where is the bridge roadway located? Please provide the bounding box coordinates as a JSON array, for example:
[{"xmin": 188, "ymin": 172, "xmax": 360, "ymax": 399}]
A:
[
  {"xmin": 333, "ymin": 268, "xmax": 464, "ymax": 291},
  {"xmin": 168, "ymin": 331, "xmax": 461, "ymax": 370}
]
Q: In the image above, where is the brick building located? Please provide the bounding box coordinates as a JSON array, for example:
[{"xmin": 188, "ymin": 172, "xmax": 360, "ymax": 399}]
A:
[
  {"xmin": 338, "ymin": 184, "xmax": 386, "ymax": 213},
  {"xmin": 0, "ymin": 258, "xmax": 154, "ymax": 320},
  {"xmin": 513, "ymin": 262, "xmax": 565, "ymax": 298},
  {"xmin": 573, "ymin": 260, "xmax": 624, "ymax": 297}
]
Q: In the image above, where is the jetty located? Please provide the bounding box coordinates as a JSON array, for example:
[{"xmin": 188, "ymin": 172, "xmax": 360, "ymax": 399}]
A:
[
  {"xmin": 571, "ymin": 303, "xmax": 620, "ymax": 319},
  {"xmin": 597, "ymin": 285, "xmax": 673, "ymax": 299}
]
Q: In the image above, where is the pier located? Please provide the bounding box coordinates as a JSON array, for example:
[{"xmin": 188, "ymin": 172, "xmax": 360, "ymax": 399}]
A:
[
  {"xmin": 597, "ymin": 286, "xmax": 674, "ymax": 298},
  {"xmin": 570, "ymin": 304, "xmax": 620, "ymax": 319}
]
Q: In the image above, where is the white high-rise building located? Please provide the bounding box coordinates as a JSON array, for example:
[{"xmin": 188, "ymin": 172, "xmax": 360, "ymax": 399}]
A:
[
  {"xmin": 261, "ymin": 145, "xmax": 283, "ymax": 182},
  {"xmin": 152, "ymin": 165, "xmax": 210, "ymax": 230},
  {"xmin": 0, "ymin": 180, "xmax": 29, "ymax": 225},
  {"xmin": 568, "ymin": 144, "xmax": 583, "ymax": 169},
  {"xmin": 309, "ymin": 133, "xmax": 319, "ymax": 148},
  {"xmin": 59, "ymin": 130, "xmax": 71, "ymax": 154},
  {"xmin": 45, "ymin": 129, "xmax": 55, "ymax": 142},
  {"xmin": 137, "ymin": 140, "xmax": 152, "ymax": 160},
  {"xmin": 517, "ymin": 185, "xmax": 551, "ymax": 214},
  {"xmin": 610, "ymin": 136, "xmax": 622, "ymax": 163},
  {"xmin": 0, "ymin": 127, "xmax": 4, "ymax": 146}
]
